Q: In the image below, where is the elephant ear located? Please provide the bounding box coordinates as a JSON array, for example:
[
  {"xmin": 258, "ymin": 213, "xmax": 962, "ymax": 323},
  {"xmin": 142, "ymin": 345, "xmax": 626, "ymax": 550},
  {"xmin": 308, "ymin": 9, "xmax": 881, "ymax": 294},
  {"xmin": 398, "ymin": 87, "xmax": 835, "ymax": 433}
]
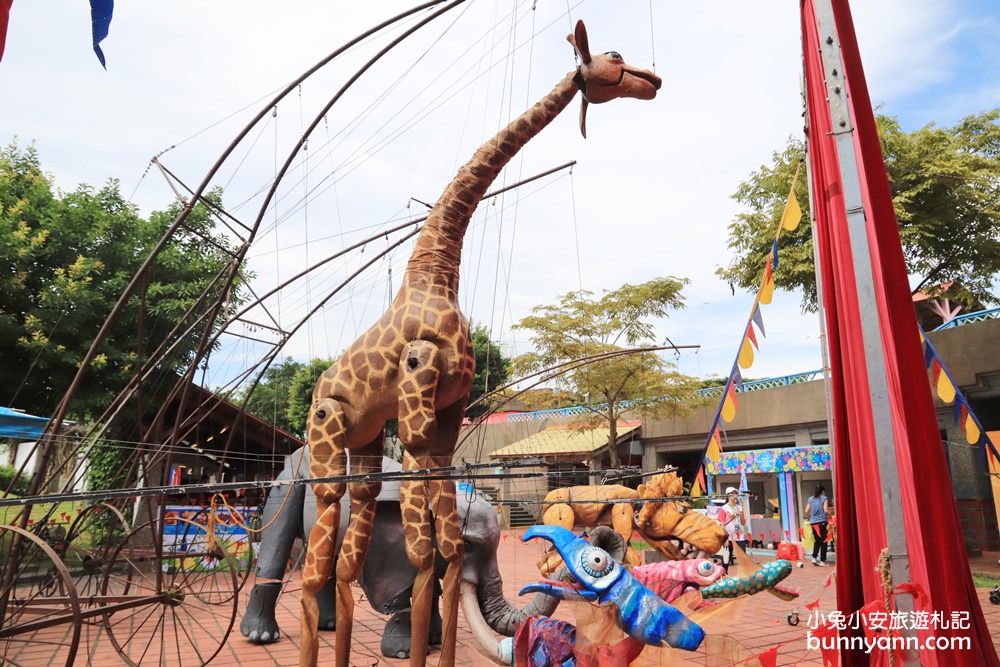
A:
[{"xmin": 587, "ymin": 525, "xmax": 628, "ymax": 563}]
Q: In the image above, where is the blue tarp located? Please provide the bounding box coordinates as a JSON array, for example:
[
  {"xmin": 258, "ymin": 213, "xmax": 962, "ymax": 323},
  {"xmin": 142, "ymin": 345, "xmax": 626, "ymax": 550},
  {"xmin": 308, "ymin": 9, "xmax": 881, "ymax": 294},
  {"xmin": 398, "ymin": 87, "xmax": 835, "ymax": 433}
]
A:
[{"xmin": 0, "ymin": 407, "xmax": 50, "ymax": 440}]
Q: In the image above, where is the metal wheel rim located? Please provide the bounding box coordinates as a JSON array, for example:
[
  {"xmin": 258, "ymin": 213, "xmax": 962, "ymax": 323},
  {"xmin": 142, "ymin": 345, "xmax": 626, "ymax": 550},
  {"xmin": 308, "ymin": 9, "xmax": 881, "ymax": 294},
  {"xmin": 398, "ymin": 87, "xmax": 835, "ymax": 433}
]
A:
[
  {"xmin": 100, "ymin": 519, "xmax": 239, "ymax": 667},
  {"xmin": 0, "ymin": 525, "xmax": 82, "ymax": 667}
]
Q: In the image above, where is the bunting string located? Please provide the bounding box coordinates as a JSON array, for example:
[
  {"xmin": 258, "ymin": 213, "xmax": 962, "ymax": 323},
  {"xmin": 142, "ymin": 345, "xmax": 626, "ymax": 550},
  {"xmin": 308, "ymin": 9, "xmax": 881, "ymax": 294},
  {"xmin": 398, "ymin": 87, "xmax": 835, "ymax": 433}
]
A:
[
  {"xmin": 695, "ymin": 166, "xmax": 803, "ymax": 485},
  {"xmin": 919, "ymin": 326, "xmax": 998, "ymax": 462}
]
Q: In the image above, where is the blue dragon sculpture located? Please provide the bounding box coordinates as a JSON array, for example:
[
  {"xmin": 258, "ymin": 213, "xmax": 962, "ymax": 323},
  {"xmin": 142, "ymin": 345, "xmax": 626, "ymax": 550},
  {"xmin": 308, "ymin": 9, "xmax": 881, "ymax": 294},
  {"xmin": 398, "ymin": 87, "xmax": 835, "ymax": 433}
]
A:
[{"xmin": 515, "ymin": 525, "xmax": 706, "ymax": 652}]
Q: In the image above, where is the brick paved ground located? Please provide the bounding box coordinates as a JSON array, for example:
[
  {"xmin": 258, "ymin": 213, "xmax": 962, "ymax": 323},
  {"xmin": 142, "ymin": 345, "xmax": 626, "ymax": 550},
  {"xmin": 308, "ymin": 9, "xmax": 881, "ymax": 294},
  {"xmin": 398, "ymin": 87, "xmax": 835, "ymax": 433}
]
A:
[{"xmin": 4, "ymin": 536, "xmax": 1000, "ymax": 666}]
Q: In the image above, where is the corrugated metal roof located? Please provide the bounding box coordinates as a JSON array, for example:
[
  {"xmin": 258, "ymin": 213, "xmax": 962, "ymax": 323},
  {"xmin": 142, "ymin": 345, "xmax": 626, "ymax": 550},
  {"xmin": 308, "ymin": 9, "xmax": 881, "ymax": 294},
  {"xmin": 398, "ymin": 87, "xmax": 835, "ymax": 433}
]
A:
[{"xmin": 489, "ymin": 422, "xmax": 639, "ymax": 459}]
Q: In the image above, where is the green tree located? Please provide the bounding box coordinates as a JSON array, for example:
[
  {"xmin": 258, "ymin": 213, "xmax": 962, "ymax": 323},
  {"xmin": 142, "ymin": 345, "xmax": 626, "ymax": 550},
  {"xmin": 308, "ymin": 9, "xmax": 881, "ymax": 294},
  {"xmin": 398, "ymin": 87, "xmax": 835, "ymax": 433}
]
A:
[
  {"xmin": 0, "ymin": 140, "xmax": 250, "ymax": 445},
  {"xmin": 235, "ymin": 358, "xmax": 306, "ymax": 436},
  {"xmin": 511, "ymin": 278, "xmax": 701, "ymax": 469},
  {"xmin": 287, "ymin": 358, "xmax": 337, "ymax": 439},
  {"xmin": 467, "ymin": 323, "xmax": 510, "ymax": 419},
  {"xmin": 718, "ymin": 109, "xmax": 1000, "ymax": 311}
]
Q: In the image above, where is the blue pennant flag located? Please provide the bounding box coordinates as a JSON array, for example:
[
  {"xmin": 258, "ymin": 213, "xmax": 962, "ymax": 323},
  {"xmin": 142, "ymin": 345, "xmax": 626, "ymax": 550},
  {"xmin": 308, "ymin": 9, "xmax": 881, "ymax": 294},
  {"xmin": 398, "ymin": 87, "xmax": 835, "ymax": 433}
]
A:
[
  {"xmin": 91, "ymin": 0, "xmax": 114, "ymax": 69},
  {"xmin": 772, "ymin": 239, "xmax": 779, "ymax": 271}
]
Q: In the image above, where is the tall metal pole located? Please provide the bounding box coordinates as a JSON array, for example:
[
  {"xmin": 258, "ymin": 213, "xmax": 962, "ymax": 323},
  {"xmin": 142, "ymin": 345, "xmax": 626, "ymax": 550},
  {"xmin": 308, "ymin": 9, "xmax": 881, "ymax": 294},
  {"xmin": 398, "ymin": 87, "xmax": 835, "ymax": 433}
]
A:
[{"xmin": 809, "ymin": 1, "xmax": 919, "ymax": 660}]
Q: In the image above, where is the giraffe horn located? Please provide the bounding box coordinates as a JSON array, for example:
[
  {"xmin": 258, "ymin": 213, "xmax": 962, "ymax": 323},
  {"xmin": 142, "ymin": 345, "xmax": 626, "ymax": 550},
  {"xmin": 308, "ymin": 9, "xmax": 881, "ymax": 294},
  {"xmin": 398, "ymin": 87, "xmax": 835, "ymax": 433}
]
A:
[{"xmin": 579, "ymin": 97, "xmax": 589, "ymax": 138}]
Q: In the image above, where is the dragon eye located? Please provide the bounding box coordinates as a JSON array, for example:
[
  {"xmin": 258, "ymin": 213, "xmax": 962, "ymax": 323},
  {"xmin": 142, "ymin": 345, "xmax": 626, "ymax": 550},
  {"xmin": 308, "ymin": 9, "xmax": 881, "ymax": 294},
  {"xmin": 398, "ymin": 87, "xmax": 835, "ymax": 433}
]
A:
[
  {"xmin": 605, "ymin": 50, "xmax": 622, "ymax": 60},
  {"xmin": 580, "ymin": 547, "xmax": 614, "ymax": 578},
  {"xmin": 697, "ymin": 561, "xmax": 714, "ymax": 576}
]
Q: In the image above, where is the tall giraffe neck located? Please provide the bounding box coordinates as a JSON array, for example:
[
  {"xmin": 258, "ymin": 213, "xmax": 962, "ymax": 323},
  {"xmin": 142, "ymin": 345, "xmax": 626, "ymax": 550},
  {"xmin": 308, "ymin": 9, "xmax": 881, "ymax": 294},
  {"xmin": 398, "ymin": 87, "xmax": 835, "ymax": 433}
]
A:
[{"xmin": 405, "ymin": 72, "xmax": 580, "ymax": 291}]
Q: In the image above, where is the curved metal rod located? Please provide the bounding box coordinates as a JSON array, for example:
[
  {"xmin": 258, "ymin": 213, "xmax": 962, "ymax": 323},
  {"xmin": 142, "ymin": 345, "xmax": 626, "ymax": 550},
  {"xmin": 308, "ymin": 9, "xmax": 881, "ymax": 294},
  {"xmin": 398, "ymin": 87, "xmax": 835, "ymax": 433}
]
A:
[
  {"xmin": 41, "ymin": 0, "xmax": 462, "ymax": 464},
  {"xmin": 457, "ymin": 344, "xmax": 700, "ymax": 449}
]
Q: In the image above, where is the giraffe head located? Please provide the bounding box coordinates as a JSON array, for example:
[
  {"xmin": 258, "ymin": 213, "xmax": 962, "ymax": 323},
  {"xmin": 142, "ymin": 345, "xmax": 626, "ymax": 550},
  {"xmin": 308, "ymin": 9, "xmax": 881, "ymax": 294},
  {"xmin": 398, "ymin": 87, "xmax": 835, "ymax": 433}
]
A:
[{"xmin": 568, "ymin": 20, "xmax": 662, "ymax": 137}]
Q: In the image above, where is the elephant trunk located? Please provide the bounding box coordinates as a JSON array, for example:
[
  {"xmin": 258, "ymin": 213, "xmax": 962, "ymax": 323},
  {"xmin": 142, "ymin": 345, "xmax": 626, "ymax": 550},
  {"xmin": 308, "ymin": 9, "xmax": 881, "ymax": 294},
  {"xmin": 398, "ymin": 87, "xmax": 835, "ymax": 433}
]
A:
[{"xmin": 460, "ymin": 566, "xmax": 568, "ymax": 664}]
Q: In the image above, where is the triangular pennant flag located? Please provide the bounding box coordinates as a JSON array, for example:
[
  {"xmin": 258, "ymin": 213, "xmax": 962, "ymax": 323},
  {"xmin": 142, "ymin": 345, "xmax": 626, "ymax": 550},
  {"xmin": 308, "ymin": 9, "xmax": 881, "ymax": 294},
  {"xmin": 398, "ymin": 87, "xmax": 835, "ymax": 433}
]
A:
[
  {"xmin": 758, "ymin": 261, "xmax": 775, "ymax": 305},
  {"xmin": 721, "ymin": 384, "xmax": 739, "ymax": 422},
  {"xmin": 732, "ymin": 367, "xmax": 744, "ymax": 392},
  {"xmin": 780, "ymin": 188, "xmax": 802, "ymax": 231},
  {"xmin": 757, "ymin": 645, "xmax": 780, "ymax": 667},
  {"xmin": 924, "ymin": 341, "xmax": 935, "ymax": 368},
  {"xmin": 691, "ymin": 468, "xmax": 704, "ymax": 497},
  {"xmin": 746, "ymin": 323, "xmax": 759, "ymax": 350},
  {"xmin": 737, "ymin": 335, "xmax": 755, "ymax": 369},
  {"xmin": 772, "ymin": 239, "xmax": 780, "ymax": 271},
  {"xmin": 953, "ymin": 400, "xmax": 964, "ymax": 427},
  {"xmin": 706, "ymin": 474, "xmax": 714, "ymax": 496},
  {"xmin": 960, "ymin": 404, "xmax": 969, "ymax": 432},
  {"xmin": 706, "ymin": 434, "xmax": 722, "ymax": 463},
  {"xmin": 935, "ymin": 363, "xmax": 956, "ymax": 403},
  {"xmin": 90, "ymin": 0, "xmax": 114, "ymax": 69},
  {"xmin": 966, "ymin": 413, "xmax": 981, "ymax": 445},
  {"xmin": 751, "ymin": 304, "xmax": 766, "ymax": 337}
]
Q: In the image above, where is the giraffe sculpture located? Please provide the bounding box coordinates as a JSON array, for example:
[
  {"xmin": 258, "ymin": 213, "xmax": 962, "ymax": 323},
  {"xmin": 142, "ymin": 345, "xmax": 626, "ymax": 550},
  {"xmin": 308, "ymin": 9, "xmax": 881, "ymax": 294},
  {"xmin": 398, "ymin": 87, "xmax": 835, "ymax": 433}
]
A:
[{"xmin": 300, "ymin": 20, "xmax": 661, "ymax": 667}]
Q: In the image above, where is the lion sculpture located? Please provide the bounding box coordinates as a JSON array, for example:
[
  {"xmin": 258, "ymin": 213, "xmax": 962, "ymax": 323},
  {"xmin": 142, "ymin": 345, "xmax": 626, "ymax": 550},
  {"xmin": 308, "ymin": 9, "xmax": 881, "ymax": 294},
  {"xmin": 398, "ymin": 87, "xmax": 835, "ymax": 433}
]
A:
[{"xmin": 537, "ymin": 469, "xmax": 726, "ymax": 576}]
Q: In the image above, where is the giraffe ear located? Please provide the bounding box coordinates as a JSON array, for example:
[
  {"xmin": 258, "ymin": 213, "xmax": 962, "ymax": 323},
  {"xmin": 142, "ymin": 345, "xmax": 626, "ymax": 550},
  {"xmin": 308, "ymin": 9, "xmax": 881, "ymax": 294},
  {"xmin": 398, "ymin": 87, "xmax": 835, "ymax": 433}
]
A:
[
  {"xmin": 568, "ymin": 19, "xmax": 591, "ymax": 64},
  {"xmin": 578, "ymin": 97, "xmax": 589, "ymax": 138}
]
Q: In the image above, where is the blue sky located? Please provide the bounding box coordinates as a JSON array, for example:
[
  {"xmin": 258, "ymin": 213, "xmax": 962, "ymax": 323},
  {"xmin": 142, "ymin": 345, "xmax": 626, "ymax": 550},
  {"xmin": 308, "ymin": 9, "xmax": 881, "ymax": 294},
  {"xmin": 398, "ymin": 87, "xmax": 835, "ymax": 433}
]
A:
[{"xmin": 1, "ymin": 1, "xmax": 998, "ymax": 395}]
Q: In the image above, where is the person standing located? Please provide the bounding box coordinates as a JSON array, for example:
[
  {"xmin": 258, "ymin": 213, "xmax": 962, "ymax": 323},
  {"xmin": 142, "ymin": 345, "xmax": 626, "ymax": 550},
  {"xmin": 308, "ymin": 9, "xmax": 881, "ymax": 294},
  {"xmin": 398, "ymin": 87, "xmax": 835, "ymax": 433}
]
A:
[
  {"xmin": 718, "ymin": 487, "xmax": 748, "ymax": 571},
  {"xmin": 805, "ymin": 484, "xmax": 830, "ymax": 566}
]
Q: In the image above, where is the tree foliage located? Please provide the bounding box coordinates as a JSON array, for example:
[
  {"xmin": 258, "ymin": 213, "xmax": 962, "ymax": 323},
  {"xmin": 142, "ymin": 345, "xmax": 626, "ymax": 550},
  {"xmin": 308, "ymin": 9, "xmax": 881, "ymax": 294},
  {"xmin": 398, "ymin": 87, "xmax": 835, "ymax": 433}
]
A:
[
  {"xmin": 0, "ymin": 140, "xmax": 250, "ymax": 423},
  {"xmin": 718, "ymin": 109, "xmax": 1000, "ymax": 311},
  {"xmin": 511, "ymin": 278, "xmax": 701, "ymax": 468},
  {"xmin": 467, "ymin": 322, "xmax": 510, "ymax": 419},
  {"xmin": 236, "ymin": 325, "xmax": 509, "ymax": 438},
  {"xmin": 237, "ymin": 358, "xmax": 305, "ymax": 436}
]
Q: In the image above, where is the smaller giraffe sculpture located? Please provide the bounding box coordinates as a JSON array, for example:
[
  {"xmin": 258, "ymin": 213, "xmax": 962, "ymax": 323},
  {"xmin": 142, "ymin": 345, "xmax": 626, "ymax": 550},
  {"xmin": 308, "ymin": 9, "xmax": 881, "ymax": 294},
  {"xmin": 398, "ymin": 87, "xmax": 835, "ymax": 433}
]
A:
[{"xmin": 300, "ymin": 20, "xmax": 661, "ymax": 667}]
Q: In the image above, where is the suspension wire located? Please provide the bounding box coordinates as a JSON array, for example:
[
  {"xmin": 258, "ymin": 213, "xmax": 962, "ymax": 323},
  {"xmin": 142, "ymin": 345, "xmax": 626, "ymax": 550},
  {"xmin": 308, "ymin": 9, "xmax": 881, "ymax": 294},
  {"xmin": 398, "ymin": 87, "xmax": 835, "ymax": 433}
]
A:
[
  {"xmin": 2, "ymin": 458, "xmax": 544, "ymax": 508},
  {"xmin": 647, "ymin": 0, "xmax": 657, "ymax": 73}
]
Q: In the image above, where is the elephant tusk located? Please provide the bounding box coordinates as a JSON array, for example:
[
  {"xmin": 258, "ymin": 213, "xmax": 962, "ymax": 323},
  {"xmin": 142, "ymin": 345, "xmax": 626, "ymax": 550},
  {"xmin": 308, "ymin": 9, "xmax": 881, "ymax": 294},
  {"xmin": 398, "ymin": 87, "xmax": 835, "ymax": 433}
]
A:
[{"xmin": 460, "ymin": 581, "xmax": 508, "ymax": 665}]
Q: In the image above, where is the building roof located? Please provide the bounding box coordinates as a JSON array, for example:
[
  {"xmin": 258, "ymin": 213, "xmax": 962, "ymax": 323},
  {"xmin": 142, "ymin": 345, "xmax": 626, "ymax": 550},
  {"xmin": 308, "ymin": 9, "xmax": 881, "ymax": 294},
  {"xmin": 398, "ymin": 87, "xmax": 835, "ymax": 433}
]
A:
[
  {"xmin": 489, "ymin": 421, "xmax": 640, "ymax": 460},
  {"xmin": 0, "ymin": 407, "xmax": 51, "ymax": 440}
]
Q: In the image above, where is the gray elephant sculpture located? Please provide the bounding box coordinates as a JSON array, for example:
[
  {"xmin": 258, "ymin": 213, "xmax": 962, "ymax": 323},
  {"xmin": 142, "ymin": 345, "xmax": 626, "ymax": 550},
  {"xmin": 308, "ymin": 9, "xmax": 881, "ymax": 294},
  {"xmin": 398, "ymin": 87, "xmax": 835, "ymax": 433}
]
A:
[{"xmin": 239, "ymin": 447, "xmax": 560, "ymax": 658}]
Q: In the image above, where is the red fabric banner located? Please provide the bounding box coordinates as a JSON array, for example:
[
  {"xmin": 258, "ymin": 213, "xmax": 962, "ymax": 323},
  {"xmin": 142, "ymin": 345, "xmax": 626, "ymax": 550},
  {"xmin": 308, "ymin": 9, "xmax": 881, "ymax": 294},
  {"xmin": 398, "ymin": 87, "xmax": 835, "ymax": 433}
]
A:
[
  {"xmin": 0, "ymin": 0, "xmax": 13, "ymax": 62},
  {"xmin": 800, "ymin": 1, "xmax": 997, "ymax": 665}
]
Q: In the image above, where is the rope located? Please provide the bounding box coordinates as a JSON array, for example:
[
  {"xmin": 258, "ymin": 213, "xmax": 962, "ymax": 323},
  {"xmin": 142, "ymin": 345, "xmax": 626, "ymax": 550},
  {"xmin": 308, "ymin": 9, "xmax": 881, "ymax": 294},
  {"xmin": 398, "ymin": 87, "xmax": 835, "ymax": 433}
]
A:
[{"xmin": 876, "ymin": 547, "xmax": 895, "ymax": 667}]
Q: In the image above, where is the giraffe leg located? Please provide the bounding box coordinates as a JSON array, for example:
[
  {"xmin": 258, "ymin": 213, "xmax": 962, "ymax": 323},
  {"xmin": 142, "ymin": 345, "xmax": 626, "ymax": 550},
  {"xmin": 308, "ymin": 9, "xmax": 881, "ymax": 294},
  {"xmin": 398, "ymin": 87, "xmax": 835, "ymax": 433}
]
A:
[
  {"xmin": 300, "ymin": 398, "xmax": 348, "ymax": 667},
  {"xmin": 400, "ymin": 455, "xmax": 434, "ymax": 667},
  {"xmin": 397, "ymin": 340, "xmax": 442, "ymax": 667},
  {"xmin": 333, "ymin": 434, "xmax": 384, "ymax": 667},
  {"xmin": 425, "ymin": 399, "xmax": 468, "ymax": 667}
]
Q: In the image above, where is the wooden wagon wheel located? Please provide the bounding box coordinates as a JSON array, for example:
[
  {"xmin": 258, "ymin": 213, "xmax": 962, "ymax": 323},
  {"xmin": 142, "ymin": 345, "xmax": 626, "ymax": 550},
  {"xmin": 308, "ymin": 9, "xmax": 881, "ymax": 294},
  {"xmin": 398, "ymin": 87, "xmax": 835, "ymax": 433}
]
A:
[
  {"xmin": 0, "ymin": 524, "xmax": 83, "ymax": 667},
  {"xmin": 99, "ymin": 518, "xmax": 238, "ymax": 667},
  {"xmin": 57, "ymin": 502, "xmax": 131, "ymax": 612}
]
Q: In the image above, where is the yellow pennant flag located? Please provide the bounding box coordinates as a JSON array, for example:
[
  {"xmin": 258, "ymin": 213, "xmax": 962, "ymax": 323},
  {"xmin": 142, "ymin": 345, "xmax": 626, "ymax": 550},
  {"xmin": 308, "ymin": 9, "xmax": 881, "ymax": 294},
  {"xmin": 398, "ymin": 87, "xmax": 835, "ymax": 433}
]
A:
[
  {"xmin": 758, "ymin": 274, "xmax": 775, "ymax": 305},
  {"xmin": 936, "ymin": 371, "xmax": 957, "ymax": 403},
  {"xmin": 691, "ymin": 477, "xmax": 703, "ymax": 497},
  {"xmin": 706, "ymin": 432, "xmax": 722, "ymax": 462},
  {"xmin": 781, "ymin": 188, "xmax": 802, "ymax": 231},
  {"xmin": 721, "ymin": 385, "xmax": 738, "ymax": 423},
  {"xmin": 738, "ymin": 336, "xmax": 755, "ymax": 369},
  {"xmin": 965, "ymin": 414, "xmax": 981, "ymax": 445}
]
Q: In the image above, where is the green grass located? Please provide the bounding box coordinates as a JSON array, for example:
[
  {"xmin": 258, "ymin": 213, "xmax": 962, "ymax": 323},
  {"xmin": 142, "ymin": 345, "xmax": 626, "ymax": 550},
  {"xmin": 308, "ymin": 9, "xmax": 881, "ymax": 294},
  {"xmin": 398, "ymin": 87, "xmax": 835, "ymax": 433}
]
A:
[
  {"xmin": 972, "ymin": 572, "xmax": 1000, "ymax": 588},
  {"xmin": 0, "ymin": 499, "xmax": 84, "ymax": 529}
]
